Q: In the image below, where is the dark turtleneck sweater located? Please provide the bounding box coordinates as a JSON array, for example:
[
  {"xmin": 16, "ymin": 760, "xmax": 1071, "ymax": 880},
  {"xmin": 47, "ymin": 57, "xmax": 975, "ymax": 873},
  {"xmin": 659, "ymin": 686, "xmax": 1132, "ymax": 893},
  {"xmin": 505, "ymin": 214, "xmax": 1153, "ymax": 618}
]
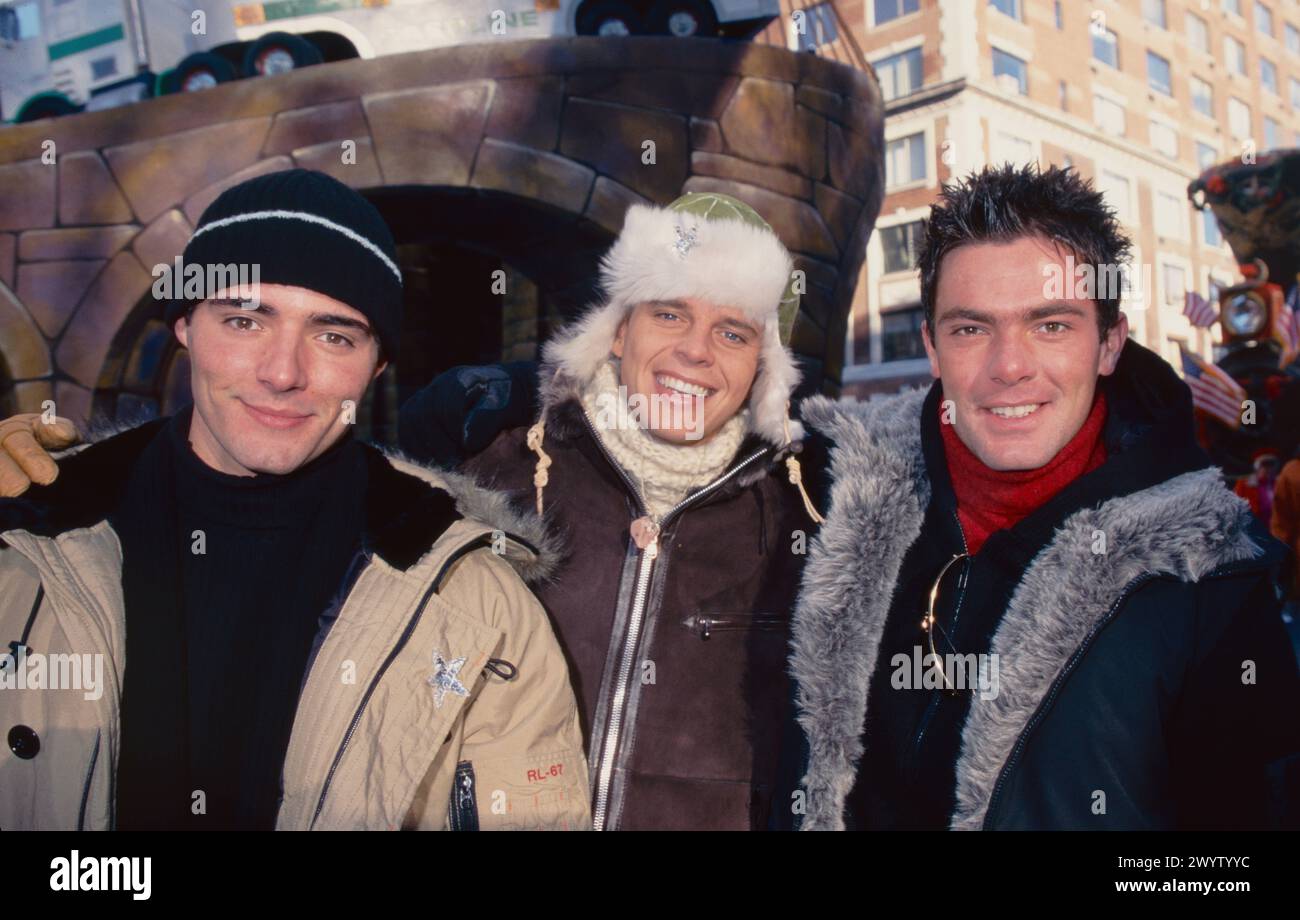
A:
[{"xmin": 110, "ymin": 407, "xmax": 368, "ymax": 830}]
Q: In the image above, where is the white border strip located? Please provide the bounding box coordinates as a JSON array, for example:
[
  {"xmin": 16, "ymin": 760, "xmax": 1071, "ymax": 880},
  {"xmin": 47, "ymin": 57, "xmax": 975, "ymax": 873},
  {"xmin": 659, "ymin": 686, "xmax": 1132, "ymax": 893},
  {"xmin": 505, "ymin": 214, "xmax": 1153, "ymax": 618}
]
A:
[{"xmin": 189, "ymin": 209, "xmax": 402, "ymax": 282}]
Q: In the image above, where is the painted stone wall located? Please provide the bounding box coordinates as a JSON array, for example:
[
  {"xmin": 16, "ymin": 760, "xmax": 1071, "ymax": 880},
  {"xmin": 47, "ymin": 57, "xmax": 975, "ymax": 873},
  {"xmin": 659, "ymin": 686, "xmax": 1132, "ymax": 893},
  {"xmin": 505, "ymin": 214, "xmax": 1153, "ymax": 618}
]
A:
[{"xmin": 0, "ymin": 36, "xmax": 884, "ymax": 427}]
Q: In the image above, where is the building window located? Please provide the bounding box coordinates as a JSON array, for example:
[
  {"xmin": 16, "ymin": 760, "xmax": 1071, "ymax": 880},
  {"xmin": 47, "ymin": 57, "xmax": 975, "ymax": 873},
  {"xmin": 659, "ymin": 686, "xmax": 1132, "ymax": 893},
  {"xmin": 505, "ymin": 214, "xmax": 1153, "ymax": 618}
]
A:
[
  {"xmin": 1260, "ymin": 57, "xmax": 1278, "ymax": 92},
  {"xmin": 875, "ymin": 46, "xmax": 923, "ymax": 101},
  {"xmin": 1190, "ymin": 75, "xmax": 1214, "ymax": 117},
  {"xmin": 90, "ymin": 55, "xmax": 118, "ymax": 81},
  {"xmin": 1092, "ymin": 27, "xmax": 1120, "ymax": 68},
  {"xmin": 1287, "ymin": 22, "xmax": 1299, "ymax": 54},
  {"xmin": 1054, "ymin": 0, "xmax": 1063, "ymax": 30},
  {"xmin": 881, "ymin": 306, "xmax": 926, "ymax": 362},
  {"xmin": 1099, "ymin": 170, "xmax": 1133, "ymax": 224},
  {"xmin": 1147, "ymin": 51, "xmax": 1173, "ymax": 95},
  {"xmin": 1196, "ymin": 141, "xmax": 1219, "ymax": 170},
  {"xmin": 1150, "ymin": 120, "xmax": 1179, "ymax": 158},
  {"xmin": 1143, "ymin": 0, "xmax": 1167, "ymax": 29},
  {"xmin": 794, "ymin": 2, "xmax": 839, "ymax": 51},
  {"xmin": 881, "ymin": 220, "xmax": 924, "ymax": 274},
  {"xmin": 1187, "ymin": 13, "xmax": 1210, "ymax": 53},
  {"xmin": 1058, "ymin": 78, "xmax": 1068, "ymax": 111},
  {"xmin": 1208, "ymin": 277, "xmax": 1230, "ymax": 308},
  {"xmin": 1225, "ymin": 35, "xmax": 1247, "ymax": 74},
  {"xmin": 1094, "ymin": 94, "xmax": 1127, "ymax": 135},
  {"xmin": 1156, "ymin": 192, "xmax": 1187, "ymax": 239},
  {"xmin": 885, "ymin": 132, "xmax": 926, "ymax": 188},
  {"xmin": 992, "ymin": 131, "xmax": 1034, "ymax": 166},
  {"xmin": 989, "ymin": 0, "xmax": 1021, "ymax": 20},
  {"xmin": 1255, "ymin": 2, "xmax": 1273, "ymax": 37},
  {"xmin": 1162, "ymin": 264, "xmax": 1187, "ymax": 307},
  {"xmin": 1203, "ymin": 208, "xmax": 1224, "ymax": 247},
  {"xmin": 874, "ymin": 0, "xmax": 919, "ymax": 25},
  {"xmin": 992, "ymin": 47, "xmax": 1028, "ymax": 94},
  {"xmin": 1290, "ymin": 76, "xmax": 1300, "ymax": 109},
  {"xmin": 1224, "ymin": 0, "xmax": 1242, "ymax": 16},
  {"xmin": 1228, "ymin": 96, "xmax": 1252, "ymax": 138},
  {"xmin": 0, "ymin": 0, "xmax": 40, "ymax": 41},
  {"xmin": 1264, "ymin": 116, "xmax": 1279, "ymax": 149}
]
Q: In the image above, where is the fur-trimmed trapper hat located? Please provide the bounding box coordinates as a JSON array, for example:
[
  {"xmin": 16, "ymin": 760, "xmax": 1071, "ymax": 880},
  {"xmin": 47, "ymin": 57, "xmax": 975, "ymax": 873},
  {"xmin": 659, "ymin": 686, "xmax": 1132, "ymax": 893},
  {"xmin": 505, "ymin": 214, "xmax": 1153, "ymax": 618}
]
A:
[{"xmin": 543, "ymin": 192, "xmax": 803, "ymax": 446}]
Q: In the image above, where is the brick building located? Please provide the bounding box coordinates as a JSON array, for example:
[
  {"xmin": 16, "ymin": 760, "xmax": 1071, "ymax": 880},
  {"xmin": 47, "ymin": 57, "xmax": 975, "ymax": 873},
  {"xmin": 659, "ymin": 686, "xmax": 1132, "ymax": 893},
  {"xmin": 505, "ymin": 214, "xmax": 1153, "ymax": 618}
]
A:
[{"xmin": 777, "ymin": 0, "xmax": 1300, "ymax": 395}]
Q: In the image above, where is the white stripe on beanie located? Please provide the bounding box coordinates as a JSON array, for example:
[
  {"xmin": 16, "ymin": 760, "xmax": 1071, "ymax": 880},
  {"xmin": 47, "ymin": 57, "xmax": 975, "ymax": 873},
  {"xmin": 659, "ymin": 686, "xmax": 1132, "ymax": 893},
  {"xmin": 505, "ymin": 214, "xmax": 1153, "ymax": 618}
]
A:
[{"xmin": 189, "ymin": 209, "xmax": 402, "ymax": 282}]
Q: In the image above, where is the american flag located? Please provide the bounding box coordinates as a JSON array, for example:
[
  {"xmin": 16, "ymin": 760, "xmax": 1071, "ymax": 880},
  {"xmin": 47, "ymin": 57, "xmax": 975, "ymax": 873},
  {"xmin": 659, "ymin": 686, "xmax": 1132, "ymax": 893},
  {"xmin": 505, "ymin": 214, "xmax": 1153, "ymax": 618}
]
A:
[
  {"xmin": 1280, "ymin": 283, "xmax": 1300, "ymax": 368},
  {"xmin": 1180, "ymin": 345, "xmax": 1247, "ymax": 430},
  {"xmin": 1183, "ymin": 289, "xmax": 1218, "ymax": 328}
]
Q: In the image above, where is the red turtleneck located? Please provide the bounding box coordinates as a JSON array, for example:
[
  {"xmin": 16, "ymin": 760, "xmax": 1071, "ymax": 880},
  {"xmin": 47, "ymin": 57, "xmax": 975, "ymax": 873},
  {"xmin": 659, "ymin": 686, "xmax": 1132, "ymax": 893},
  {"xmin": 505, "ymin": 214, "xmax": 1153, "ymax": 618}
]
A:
[{"xmin": 939, "ymin": 390, "xmax": 1108, "ymax": 555}]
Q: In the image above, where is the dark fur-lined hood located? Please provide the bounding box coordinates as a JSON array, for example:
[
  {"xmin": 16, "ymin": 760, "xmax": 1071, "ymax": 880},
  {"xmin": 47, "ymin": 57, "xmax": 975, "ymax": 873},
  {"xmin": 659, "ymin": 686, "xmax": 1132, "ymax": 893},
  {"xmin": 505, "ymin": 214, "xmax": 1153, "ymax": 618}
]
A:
[{"xmin": 0, "ymin": 416, "xmax": 562, "ymax": 585}]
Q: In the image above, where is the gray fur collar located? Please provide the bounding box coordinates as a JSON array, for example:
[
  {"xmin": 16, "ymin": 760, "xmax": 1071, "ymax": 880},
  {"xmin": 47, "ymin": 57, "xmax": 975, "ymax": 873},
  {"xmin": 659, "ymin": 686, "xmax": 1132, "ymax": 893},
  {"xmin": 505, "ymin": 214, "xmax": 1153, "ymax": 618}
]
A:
[{"xmin": 790, "ymin": 389, "xmax": 1262, "ymax": 831}]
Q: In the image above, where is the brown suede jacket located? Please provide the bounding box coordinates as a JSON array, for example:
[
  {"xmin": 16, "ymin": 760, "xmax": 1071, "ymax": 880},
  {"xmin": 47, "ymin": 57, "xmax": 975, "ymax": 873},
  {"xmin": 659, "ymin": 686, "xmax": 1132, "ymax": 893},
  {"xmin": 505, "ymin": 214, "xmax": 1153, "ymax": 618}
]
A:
[{"xmin": 464, "ymin": 372, "xmax": 822, "ymax": 830}]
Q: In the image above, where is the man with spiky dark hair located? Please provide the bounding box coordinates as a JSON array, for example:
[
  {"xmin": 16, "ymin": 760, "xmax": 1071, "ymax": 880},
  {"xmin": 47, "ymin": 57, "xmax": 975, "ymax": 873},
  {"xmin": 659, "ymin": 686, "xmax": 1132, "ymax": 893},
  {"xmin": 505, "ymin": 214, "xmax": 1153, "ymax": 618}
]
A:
[{"xmin": 781, "ymin": 163, "xmax": 1300, "ymax": 830}]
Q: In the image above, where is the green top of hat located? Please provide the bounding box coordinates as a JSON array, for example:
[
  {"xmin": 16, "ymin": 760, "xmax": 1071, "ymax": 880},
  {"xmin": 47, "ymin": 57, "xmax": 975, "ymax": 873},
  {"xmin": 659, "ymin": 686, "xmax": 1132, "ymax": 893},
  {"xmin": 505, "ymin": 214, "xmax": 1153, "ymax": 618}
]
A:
[{"xmin": 666, "ymin": 192, "xmax": 800, "ymax": 347}]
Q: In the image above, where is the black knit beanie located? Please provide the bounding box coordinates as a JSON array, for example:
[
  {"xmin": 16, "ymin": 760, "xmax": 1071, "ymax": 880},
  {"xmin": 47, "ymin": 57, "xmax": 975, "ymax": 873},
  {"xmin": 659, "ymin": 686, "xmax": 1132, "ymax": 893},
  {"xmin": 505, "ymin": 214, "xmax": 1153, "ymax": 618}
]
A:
[{"xmin": 164, "ymin": 169, "xmax": 402, "ymax": 358}]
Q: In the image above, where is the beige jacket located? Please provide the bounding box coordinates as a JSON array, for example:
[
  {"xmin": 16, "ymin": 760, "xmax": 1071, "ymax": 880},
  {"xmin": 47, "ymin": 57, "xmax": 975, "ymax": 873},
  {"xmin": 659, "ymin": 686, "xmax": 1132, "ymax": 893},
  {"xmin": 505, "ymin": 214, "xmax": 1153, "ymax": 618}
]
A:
[{"xmin": 0, "ymin": 419, "xmax": 589, "ymax": 830}]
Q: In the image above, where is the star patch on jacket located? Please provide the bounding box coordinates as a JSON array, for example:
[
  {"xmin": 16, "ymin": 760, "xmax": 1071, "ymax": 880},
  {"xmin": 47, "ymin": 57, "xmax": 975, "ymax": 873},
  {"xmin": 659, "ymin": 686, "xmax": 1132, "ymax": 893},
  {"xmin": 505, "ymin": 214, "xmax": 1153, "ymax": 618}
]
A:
[{"xmin": 428, "ymin": 651, "xmax": 469, "ymax": 708}]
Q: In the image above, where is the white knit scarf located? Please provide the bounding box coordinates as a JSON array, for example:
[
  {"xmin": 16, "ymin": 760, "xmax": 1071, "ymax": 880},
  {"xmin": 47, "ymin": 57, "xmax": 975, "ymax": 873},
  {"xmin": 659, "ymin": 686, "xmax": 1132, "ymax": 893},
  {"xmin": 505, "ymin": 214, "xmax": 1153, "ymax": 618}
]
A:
[{"xmin": 579, "ymin": 360, "xmax": 749, "ymax": 520}]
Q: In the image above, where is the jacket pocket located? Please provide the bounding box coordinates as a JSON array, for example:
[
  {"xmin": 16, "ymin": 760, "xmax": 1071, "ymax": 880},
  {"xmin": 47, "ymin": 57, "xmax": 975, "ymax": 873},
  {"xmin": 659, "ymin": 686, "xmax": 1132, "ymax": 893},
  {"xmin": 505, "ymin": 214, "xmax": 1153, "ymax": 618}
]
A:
[
  {"xmin": 681, "ymin": 613, "xmax": 787, "ymax": 640},
  {"xmin": 447, "ymin": 760, "xmax": 479, "ymax": 831}
]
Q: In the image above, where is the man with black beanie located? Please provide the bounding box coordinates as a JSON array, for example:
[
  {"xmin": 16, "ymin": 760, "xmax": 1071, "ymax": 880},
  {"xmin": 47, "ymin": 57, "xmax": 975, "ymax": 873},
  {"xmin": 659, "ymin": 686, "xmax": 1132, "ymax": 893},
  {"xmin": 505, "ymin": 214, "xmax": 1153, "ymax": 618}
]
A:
[{"xmin": 0, "ymin": 169, "xmax": 590, "ymax": 830}]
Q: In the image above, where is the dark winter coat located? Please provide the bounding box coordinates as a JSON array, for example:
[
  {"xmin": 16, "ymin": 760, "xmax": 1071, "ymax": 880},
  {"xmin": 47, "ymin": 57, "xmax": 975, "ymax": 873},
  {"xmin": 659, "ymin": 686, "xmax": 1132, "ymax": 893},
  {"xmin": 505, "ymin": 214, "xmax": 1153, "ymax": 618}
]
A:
[{"xmin": 785, "ymin": 341, "xmax": 1300, "ymax": 830}]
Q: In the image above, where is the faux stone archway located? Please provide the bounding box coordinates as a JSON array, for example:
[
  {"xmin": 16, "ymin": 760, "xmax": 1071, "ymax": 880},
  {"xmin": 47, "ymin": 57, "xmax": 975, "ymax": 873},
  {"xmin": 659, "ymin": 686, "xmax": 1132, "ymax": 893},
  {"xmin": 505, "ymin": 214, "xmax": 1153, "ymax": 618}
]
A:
[{"xmin": 0, "ymin": 36, "xmax": 885, "ymax": 428}]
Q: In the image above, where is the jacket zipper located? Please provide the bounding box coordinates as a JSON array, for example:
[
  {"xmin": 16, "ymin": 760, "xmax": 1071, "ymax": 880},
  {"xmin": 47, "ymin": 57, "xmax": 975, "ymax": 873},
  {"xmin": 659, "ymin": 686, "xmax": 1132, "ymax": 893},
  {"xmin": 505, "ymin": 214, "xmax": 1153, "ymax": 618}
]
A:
[
  {"xmin": 295, "ymin": 549, "xmax": 370, "ymax": 696},
  {"xmin": 682, "ymin": 613, "xmax": 786, "ymax": 639},
  {"xmin": 447, "ymin": 761, "xmax": 479, "ymax": 831},
  {"xmin": 274, "ymin": 548, "xmax": 371, "ymax": 818},
  {"xmin": 979, "ymin": 557, "xmax": 1265, "ymax": 827},
  {"xmin": 581, "ymin": 411, "xmax": 770, "ymax": 830},
  {"xmin": 981, "ymin": 572, "xmax": 1154, "ymax": 826},
  {"xmin": 951, "ymin": 508, "xmax": 970, "ymax": 556},
  {"xmin": 309, "ymin": 579, "xmax": 442, "ymax": 829},
  {"xmin": 77, "ymin": 728, "xmax": 101, "ymax": 831},
  {"xmin": 909, "ymin": 510, "xmax": 971, "ymax": 759}
]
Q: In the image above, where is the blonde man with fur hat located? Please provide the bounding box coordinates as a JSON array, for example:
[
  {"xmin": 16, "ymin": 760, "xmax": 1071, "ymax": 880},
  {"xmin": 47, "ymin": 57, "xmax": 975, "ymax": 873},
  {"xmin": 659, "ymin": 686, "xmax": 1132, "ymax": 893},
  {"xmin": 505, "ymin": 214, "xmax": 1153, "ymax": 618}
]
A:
[{"xmin": 408, "ymin": 192, "xmax": 824, "ymax": 830}]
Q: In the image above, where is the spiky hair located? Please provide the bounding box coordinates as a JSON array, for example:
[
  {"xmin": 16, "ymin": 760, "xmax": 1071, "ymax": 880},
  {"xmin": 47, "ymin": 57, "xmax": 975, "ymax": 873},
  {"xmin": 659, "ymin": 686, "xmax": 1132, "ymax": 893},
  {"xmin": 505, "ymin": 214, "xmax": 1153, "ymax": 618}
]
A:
[{"xmin": 918, "ymin": 163, "xmax": 1133, "ymax": 341}]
